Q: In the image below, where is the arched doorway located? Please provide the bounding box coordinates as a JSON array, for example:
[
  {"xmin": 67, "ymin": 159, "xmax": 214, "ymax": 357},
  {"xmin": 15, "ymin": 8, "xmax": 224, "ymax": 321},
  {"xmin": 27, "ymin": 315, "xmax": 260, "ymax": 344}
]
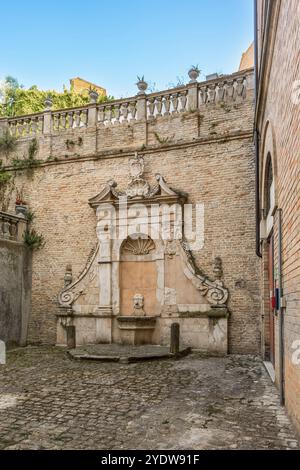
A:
[{"xmin": 264, "ymin": 153, "xmax": 275, "ymax": 365}]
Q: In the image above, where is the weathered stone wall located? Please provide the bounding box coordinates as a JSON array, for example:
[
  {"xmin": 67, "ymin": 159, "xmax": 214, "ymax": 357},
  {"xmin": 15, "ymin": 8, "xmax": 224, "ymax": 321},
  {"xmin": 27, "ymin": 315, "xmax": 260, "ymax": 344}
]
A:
[
  {"xmin": 257, "ymin": 0, "xmax": 300, "ymax": 434},
  {"xmin": 0, "ymin": 70, "xmax": 260, "ymax": 354},
  {"xmin": 0, "ymin": 238, "xmax": 32, "ymax": 347}
]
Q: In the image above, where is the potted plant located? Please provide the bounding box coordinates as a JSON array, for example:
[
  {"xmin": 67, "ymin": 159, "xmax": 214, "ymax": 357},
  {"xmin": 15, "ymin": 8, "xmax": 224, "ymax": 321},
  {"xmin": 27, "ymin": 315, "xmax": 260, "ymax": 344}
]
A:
[
  {"xmin": 136, "ymin": 75, "xmax": 148, "ymax": 94},
  {"xmin": 15, "ymin": 190, "xmax": 27, "ymax": 217},
  {"xmin": 188, "ymin": 65, "xmax": 201, "ymax": 83}
]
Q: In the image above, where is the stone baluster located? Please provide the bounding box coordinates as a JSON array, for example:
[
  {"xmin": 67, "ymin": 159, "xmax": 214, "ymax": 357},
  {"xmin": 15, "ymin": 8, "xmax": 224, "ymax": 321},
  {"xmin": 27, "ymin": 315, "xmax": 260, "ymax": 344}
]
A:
[
  {"xmin": 129, "ymin": 101, "xmax": 137, "ymax": 120},
  {"xmin": 121, "ymin": 103, "xmax": 129, "ymax": 122},
  {"xmin": 236, "ymin": 78, "xmax": 245, "ymax": 99},
  {"xmin": 225, "ymin": 80, "xmax": 234, "ymax": 101},
  {"xmin": 52, "ymin": 114, "xmax": 58, "ymax": 131},
  {"xmin": 17, "ymin": 120, "xmax": 24, "ymax": 137},
  {"xmin": 105, "ymin": 105, "xmax": 113, "ymax": 123},
  {"xmin": 10, "ymin": 221, "xmax": 18, "ymax": 239},
  {"xmin": 163, "ymin": 95, "xmax": 171, "ymax": 115},
  {"xmin": 216, "ymin": 82, "xmax": 225, "ymax": 102},
  {"xmin": 24, "ymin": 118, "xmax": 31, "ymax": 136},
  {"xmin": 114, "ymin": 104, "xmax": 121, "ymax": 124},
  {"xmin": 9, "ymin": 121, "xmax": 17, "ymax": 137},
  {"xmin": 171, "ymin": 93, "xmax": 179, "ymax": 113},
  {"xmin": 82, "ymin": 109, "xmax": 88, "ymax": 126},
  {"xmin": 199, "ymin": 87, "xmax": 207, "ymax": 105},
  {"xmin": 2, "ymin": 220, "xmax": 11, "ymax": 239},
  {"xmin": 31, "ymin": 117, "xmax": 38, "ymax": 134},
  {"xmin": 207, "ymin": 85, "xmax": 216, "ymax": 103},
  {"xmin": 61, "ymin": 112, "xmax": 67, "ymax": 130},
  {"xmin": 38, "ymin": 116, "xmax": 44, "ymax": 133},
  {"xmin": 155, "ymin": 96, "xmax": 163, "ymax": 117},
  {"xmin": 245, "ymin": 73, "xmax": 254, "ymax": 91},
  {"xmin": 75, "ymin": 110, "xmax": 81, "ymax": 128},
  {"xmin": 147, "ymin": 98, "xmax": 155, "ymax": 120},
  {"xmin": 68, "ymin": 111, "xmax": 74, "ymax": 129},
  {"xmin": 98, "ymin": 106, "xmax": 105, "ymax": 124},
  {"xmin": 179, "ymin": 91, "xmax": 187, "ymax": 112}
]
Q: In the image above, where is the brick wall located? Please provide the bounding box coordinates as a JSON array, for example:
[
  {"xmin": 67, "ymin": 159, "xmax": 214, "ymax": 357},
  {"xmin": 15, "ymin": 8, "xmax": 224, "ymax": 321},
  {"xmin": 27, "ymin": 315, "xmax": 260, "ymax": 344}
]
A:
[
  {"xmin": 0, "ymin": 73, "xmax": 260, "ymax": 354},
  {"xmin": 257, "ymin": 0, "xmax": 300, "ymax": 434}
]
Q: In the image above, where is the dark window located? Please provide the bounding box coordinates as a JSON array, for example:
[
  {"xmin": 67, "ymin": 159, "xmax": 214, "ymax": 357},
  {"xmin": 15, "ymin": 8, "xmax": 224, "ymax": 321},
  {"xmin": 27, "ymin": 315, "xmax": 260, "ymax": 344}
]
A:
[{"xmin": 266, "ymin": 154, "xmax": 273, "ymax": 215}]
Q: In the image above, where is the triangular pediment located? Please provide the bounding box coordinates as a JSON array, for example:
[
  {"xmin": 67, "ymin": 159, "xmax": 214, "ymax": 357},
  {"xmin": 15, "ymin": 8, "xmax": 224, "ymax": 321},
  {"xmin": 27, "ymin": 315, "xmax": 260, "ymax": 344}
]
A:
[{"xmin": 89, "ymin": 154, "xmax": 187, "ymax": 209}]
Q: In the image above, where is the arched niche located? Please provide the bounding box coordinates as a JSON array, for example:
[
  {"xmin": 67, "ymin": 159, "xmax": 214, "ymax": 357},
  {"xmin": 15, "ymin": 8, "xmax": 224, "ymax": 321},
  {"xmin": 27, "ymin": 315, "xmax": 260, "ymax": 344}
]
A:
[{"xmin": 119, "ymin": 235, "xmax": 162, "ymax": 317}]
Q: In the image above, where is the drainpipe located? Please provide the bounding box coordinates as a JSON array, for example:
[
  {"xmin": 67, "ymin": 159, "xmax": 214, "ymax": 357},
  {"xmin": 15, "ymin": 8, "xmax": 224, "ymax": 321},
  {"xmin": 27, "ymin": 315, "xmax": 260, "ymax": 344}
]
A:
[
  {"xmin": 277, "ymin": 208, "xmax": 285, "ymax": 405},
  {"xmin": 254, "ymin": 0, "xmax": 262, "ymax": 258}
]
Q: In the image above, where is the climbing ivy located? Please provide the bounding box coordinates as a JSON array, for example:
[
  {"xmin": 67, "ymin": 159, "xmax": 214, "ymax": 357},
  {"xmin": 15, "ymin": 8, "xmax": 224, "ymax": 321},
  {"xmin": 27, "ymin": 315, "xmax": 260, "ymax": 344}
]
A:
[{"xmin": 0, "ymin": 76, "xmax": 114, "ymax": 117}]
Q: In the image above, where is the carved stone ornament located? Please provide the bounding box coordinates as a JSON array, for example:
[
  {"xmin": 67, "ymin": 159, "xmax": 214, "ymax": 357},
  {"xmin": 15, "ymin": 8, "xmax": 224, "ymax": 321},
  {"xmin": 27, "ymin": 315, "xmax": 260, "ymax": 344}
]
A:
[
  {"xmin": 132, "ymin": 293, "xmax": 146, "ymax": 316},
  {"xmin": 165, "ymin": 240, "xmax": 177, "ymax": 259},
  {"xmin": 88, "ymin": 152, "xmax": 187, "ymax": 208},
  {"xmin": 178, "ymin": 240, "xmax": 229, "ymax": 306},
  {"xmin": 122, "ymin": 236, "xmax": 155, "ymax": 255},
  {"xmin": 58, "ymin": 244, "xmax": 99, "ymax": 308},
  {"xmin": 129, "ymin": 153, "xmax": 144, "ymax": 178}
]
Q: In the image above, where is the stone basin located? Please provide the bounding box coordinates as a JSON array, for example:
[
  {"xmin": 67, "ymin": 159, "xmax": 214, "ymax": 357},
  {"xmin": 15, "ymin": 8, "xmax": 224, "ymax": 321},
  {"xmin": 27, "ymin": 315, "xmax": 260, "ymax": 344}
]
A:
[{"xmin": 117, "ymin": 316, "xmax": 157, "ymax": 345}]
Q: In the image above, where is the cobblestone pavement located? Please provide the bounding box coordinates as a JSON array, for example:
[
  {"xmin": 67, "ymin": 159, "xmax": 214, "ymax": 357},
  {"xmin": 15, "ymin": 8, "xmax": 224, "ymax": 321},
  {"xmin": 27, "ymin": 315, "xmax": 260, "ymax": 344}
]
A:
[{"xmin": 0, "ymin": 347, "xmax": 299, "ymax": 450}]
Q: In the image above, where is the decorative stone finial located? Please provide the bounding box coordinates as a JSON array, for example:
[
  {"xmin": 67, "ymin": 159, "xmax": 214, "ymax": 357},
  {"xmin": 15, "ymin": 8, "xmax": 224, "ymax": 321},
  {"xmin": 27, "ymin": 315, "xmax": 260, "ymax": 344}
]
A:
[
  {"xmin": 64, "ymin": 264, "xmax": 73, "ymax": 287},
  {"xmin": 213, "ymin": 257, "xmax": 223, "ymax": 280},
  {"xmin": 44, "ymin": 96, "xmax": 53, "ymax": 111},
  {"xmin": 88, "ymin": 88, "xmax": 99, "ymax": 104},
  {"xmin": 132, "ymin": 293, "xmax": 146, "ymax": 316}
]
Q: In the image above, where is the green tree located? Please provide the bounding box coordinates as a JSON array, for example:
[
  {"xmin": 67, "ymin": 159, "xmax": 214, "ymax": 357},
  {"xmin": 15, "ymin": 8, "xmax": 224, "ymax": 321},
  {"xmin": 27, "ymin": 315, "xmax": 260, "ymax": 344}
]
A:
[{"xmin": 0, "ymin": 76, "xmax": 113, "ymax": 117}]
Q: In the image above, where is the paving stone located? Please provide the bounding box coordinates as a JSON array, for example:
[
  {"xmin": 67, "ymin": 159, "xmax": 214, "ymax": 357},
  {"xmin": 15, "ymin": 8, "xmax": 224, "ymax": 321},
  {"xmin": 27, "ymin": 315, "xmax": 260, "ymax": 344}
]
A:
[{"xmin": 0, "ymin": 347, "xmax": 299, "ymax": 450}]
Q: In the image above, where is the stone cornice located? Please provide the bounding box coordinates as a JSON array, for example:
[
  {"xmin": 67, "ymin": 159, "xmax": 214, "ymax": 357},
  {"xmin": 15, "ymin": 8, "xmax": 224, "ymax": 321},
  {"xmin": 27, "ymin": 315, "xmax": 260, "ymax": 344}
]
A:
[{"xmin": 2, "ymin": 129, "xmax": 254, "ymax": 172}]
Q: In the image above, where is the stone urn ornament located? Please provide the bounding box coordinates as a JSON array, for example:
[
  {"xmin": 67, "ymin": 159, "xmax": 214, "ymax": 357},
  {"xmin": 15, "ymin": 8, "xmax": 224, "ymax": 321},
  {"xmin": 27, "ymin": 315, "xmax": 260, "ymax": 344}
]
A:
[
  {"xmin": 88, "ymin": 87, "xmax": 99, "ymax": 104},
  {"xmin": 15, "ymin": 191, "xmax": 28, "ymax": 217},
  {"xmin": 15, "ymin": 203, "xmax": 27, "ymax": 217},
  {"xmin": 188, "ymin": 65, "xmax": 201, "ymax": 83},
  {"xmin": 136, "ymin": 75, "xmax": 148, "ymax": 95},
  {"xmin": 44, "ymin": 95, "xmax": 53, "ymax": 111}
]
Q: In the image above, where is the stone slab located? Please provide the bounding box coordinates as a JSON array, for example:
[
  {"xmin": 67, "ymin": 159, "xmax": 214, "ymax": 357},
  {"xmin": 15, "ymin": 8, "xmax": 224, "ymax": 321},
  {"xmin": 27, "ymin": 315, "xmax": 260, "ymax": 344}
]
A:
[{"xmin": 68, "ymin": 343, "xmax": 191, "ymax": 362}]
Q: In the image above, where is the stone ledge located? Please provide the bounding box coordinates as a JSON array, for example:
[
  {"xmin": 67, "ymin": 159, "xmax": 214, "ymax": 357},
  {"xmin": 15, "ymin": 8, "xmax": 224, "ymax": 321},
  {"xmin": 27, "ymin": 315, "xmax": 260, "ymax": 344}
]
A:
[
  {"xmin": 68, "ymin": 344, "xmax": 191, "ymax": 363},
  {"xmin": 178, "ymin": 307, "xmax": 229, "ymax": 319}
]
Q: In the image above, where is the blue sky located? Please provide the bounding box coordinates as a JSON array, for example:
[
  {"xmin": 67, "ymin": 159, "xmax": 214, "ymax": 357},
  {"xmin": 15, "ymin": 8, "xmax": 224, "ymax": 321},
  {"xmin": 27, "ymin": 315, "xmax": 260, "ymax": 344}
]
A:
[{"xmin": 0, "ymin": 0, "xmax": 254, "ymax": 98}]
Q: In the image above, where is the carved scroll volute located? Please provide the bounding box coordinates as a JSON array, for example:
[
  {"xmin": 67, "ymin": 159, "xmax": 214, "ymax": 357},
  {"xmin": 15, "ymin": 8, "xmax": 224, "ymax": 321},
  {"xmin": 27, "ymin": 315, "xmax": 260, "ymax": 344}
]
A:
[
  {"xmin": 206, "ymin": 281, "xmax": 229, "ymax": 306},
  {"xmin": 179, "ymin": 242, "xmax": 229, "ymax": 307}
]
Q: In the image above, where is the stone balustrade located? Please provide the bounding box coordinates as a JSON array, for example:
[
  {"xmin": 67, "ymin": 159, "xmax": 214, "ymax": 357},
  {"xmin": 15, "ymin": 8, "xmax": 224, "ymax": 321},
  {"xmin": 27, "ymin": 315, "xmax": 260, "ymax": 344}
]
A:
[
  {"xmin": 146, "ymin": 89, "xmax": 188, "ymax": 119},
  {"xmin": 0, "ymin": 69, "xmax": 254, "ymax": 138},
  {"xmin": 52, "ymin": 107, "xmax": 89, "ymax": 131},
  {"xmin": 0, "ymin": 212, "xmax": 27, "ymax": 242},
  {"xmin": 198, "ymin": 76, "xmax": 247, "ymax": 104},
  {"xmin": 7, "ymin": 113, "xmax": 44, "ymax": 137},
  {"xmin": 97, "ymin": 98, "xmax": 137, "ymax": 125}
]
